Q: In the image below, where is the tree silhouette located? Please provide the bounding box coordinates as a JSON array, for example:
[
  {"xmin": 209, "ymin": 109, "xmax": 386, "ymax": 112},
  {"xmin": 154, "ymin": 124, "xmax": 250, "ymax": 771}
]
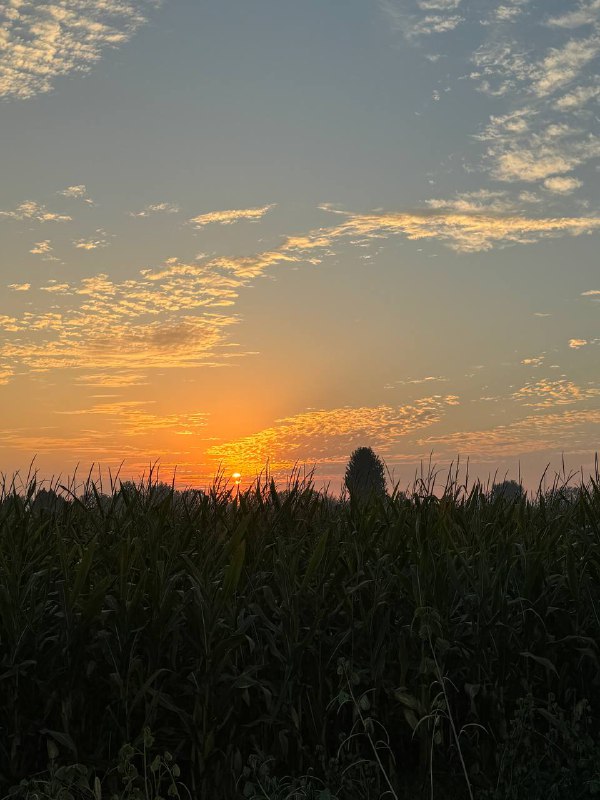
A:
[
  {"xmin": 490, "ymin": 479, "xmax": 524, "ymax": 502},
  {"xmin": 344, "ymin": 446, "xmax": 386, "ymax": 503}
]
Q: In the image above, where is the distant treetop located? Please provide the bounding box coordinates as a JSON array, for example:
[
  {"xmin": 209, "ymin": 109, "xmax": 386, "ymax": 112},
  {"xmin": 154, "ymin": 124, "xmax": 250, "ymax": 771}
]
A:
[
  {"xmin": 344, "ymin": 446, "xmax": 387, "ymax": 503},
  {"xmin": 490, "ymin": 479, "xmax": 524, "ymax": 502}
]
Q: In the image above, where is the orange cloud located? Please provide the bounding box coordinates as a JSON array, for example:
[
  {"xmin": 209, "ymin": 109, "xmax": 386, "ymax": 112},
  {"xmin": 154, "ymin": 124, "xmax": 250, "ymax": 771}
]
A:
[{"xmin": 207, "ymin": 395, "xmax": 460, "ymax": 475}]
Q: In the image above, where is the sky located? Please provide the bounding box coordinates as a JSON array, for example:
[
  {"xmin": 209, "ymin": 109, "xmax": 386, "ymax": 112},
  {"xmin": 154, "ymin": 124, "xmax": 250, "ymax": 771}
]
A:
[{"xmin": 1, "ymin": 0, "xmax": 599, "ymax": 493}]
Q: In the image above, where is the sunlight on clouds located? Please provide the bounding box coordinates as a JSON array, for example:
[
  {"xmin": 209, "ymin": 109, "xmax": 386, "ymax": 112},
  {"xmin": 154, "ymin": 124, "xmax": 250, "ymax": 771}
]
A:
[
  {"xmin": 74, "ymin": 373, "xmax": 149, "ymax": 387},
  {"xmin": 547, "ymin": 1, "xmax": 600, "ymax": 30},
  {"xmin": 58, "ymin": 185, "xmax": 87, "ymax": 198},
  {"xmin": 0, "ymin": 238, "xmax": 302, "ymax": 384},
  {"xmin": 30, "ymin": 240, "xmax": 58, "ymax": 260},
  {"xmin": 8, "ymin": 283, "xmax": 31, "ymax": 292},
  {"xmin": 0, "ymin": 0, "xmax": 160, "ymax": 100},
  {"xmin": 0, "ymin": 200, "xmax": 71, "ymax": 223},
  {"xmin": 73, "ymin": 229, "xmax": 110, "ymax": 250},
  {"xmin": 569, "ymin": 338, "xmax": 589, "ymax": 348},
  {"xmin": 544, "ymin": 176, "xmax": 583, "ymax": 194},
  {"xmin": 207, "ymin": 396, "xmax": 459, "ymax": 475},
  {"xmin": 379, "ymin": 0, "xmax": 463, "ymax": 38},
  {"xmin": 480, "ymin": 117, "xmax": 600, "ymax": 183},
  {"xmin": 58, "ymin": 185, "xmax": 93, "ymax": 204},
  {"xmin": 309, "ymin": 207, "xmax": 600, "ymax": 253},
  {"xmin": 554, "ymin": 85, "xmax": 600, "ymax": 110},
  {"xmin": 420, "ymin": 408, "xmax": 600, "ymax": 459},
  {"xmin": 0, "ymin": 367, "xmax": 14, "ymax": 385},
  {"xmin": 56, "ymin": 400, "xmax": 208, "ymax": 437},
  {"xmin": 521, "ymin": 355, "xmax": 545, "ymax": 366},
  {"xmin": 129, "ymin": 202, "xmax": 180, "ymax": 217},
  {"xmin": 189, "ymin": 204, "xmax": 276, "ymax": 228},
  {"xmin": 533, "ymin": 37, "xmax": 600, "ymax": 97},
  {"xmin": 513, "ymin": 379, "xmax": 600, "ymax": 408}
]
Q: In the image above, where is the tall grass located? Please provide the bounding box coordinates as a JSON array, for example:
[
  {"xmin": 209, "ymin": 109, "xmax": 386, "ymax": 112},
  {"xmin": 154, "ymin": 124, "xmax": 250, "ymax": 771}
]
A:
[{"xmin": 1, "ymin": 462, "xmax": 600, "ymax": 798}]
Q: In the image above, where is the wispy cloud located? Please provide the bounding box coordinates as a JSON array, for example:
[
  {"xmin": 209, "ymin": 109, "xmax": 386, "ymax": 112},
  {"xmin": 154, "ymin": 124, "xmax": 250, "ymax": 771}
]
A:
[
  {"xmin": 74, "ymin": 373, "xmax": 149, "ymax": 387},
  {"xmin": 73, "ymin": 229, "xmax": 111, "ymax": 250},
  {"xmin": 547, "ymin": 1, "xmax": 600, "ymax": 30},
  {"xmin": 554, "ymin": 84, "xmax": 600, "ymax": 110},
  {"xmin": 569, "ymin": 338, "xmax": 588, "ymax": 348},
  {"xmin": 130, "ymin": 202, "xmax": 180, "ymax": 218},
  {"xmin": 0, "ymin": 241, "xmax": 293, "ymax": 383},
  {"xmin": 379, "ymin": 0, "xmax": 464, "ymax": 39},
  {"xmin": 58, "ymin": 184, "xmax": 87, "ymax": 198},
  {"xmin": 0, "ymin": 200, "xmax": 71, "ymax": 223},
  {"xmin": 478, "ymin": 115, "xmax": 600, "ymax": 183},
  {"xmin": 56, "ymin": 400, "xmax": 209, "ymax": 437},
  {"xmin": 521, "ymin": 355, "xmax": 545, "ymax": 366},
  {"xmin": 8, "ymin": 283, "xmax": 31, "ymax": 292},
  {"xmin": 385, "ymin": 375, "xmax": 448, "ymax": 388},
  {"xmin": 420, "ymin": 408, "xmax": 600, "ymax": 458},
  {"xmin": 0, "ymin": 0, "xmax": 160, "ymax": 100},
  {"xmin": 58, "ymin": 184, "xmax": 94, "ymax": 204},
  {"xmin": 513, "ymin": 378, "xmax": 600, "ymax": 407},
  {"xmin": 532, "ymin": 36, "xmax": 600, "ymax": 97},
  {"xmin": 207, "ymin": 395, "xmax": 460, "ymax": 474},
  {"xmin": 30, "ymin": 239, "xmax": 58, "ymax": 260},
  {"xmin": 544, "ymin": 175, "xmax": 583, "ymax": 194},
  {"xmin": 303, "ymin": 207, "xmax": 600, "ymax": 254},
  {"xmin": 189, "ymin": 204, "xmax": 276, "ymax": 228}
]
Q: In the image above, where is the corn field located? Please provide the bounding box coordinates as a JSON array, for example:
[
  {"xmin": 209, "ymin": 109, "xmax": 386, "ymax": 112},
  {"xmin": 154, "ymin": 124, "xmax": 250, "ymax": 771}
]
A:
[{"xmin": 2, "ymin": 463, "xmax": 600, "ymax": 799}]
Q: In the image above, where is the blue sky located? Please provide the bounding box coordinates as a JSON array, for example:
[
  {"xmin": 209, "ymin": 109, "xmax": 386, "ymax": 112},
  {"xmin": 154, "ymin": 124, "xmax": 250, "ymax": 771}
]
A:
[{"xmin": 1, "ymin": 0, "xmax": 599, "ymax": 490}]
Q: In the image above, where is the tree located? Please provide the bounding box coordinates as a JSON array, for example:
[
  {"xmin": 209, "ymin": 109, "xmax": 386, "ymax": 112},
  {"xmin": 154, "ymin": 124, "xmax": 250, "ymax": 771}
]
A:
[
  {"xmin": 490, "ymin": 479, "xmax": 524, "ymax": 502},
  {"xmin": 344, "ymin": 446, "xmax": 386, "ymax": 503}
]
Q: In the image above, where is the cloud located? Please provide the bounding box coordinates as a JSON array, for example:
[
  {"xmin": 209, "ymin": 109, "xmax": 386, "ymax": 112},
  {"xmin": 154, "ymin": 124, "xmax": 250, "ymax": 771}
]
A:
[
  {"xmin": 0, "ymin": 0, "xmax": 160, "ymax": 100},
  {"xmin": 207, "ymin": 395, "xmax": 460, "ymax": 474},
  {"xmin": 521, "ymin": 355, "xmax": 545, "ymax": 366},
  {"xmin": 189, "ymin": 204, "xmax": 276, "ymax": 228},
  {"xmin": 58, "ymin": 185, "xmax": 93, "ymax": 204},
  {"xmin": 0, "ymin": 200, "xmax": 71, "ymax": 223},
  {"xmin": 0, "ymin": 367, "xmax": 14, "ymax": 385},
  {"xmin": 2, "ymin": 193, "xmax": 600, "ymax": 391},
  {"xmin": 465, "ymin": 6, "xmax": 600, "ymax": 196},
  {"xmin": 581, "ymin": 289, "xmax": 600, "ymax": 295},
  {"xmin": 569, "ymin": 338, "xmax": 588, "ymax": 348},
  {"xmin": 544, "ymin": 175, "xmax": 583, "ymax": 193},
  {"xmin": 0, "ymin": 400, "xmax": 209, "ymax": 478},
  {"xmin": 479, "ymin": 116, "xmax": 600, "ymax": 182},
  {"xmin": 8, "ymin": 283, "xmax": 31, "ymax": 292},
  {"xmin": 73, "ymin": 229, "xmax": 110, "ymax": 250},
  {"xmin": 554, "ymin": 84, "xmax": 600, "ymax": 109},
  {"xmin": 74, "ymin": 372, "xmax": 149, "ymax": 387},
  {"xmin": 532, "ymin": 36, "xmax": 600, "ymax": 97},
  {"xmin": 56, "ymin": 400, "xmax": 209, "ymax": 437},
  {"xmin": 385, "ymin": 375, "xmax": 449, "ymax": 388},
  {"xmin": 0, "ymin": 241, "xmax": 292, "ymax": 383},
  {"xmin": 130, "ymin": 202, "xmax": 180, "ymax": 218},
  {"xmin": 513, "ymin": 378, "xmax": 600, "ymax": 407},
  {"xmin": 547, "ymin": 1, "xmax": 600, "ymax": 30},
  {"xmin": 420, "ymin": 408, "xmax": 600, "ymax": 458},
  {"xmin": 379, "ymin": 0, "xmax": 463, "ymax": 38},
  {"xmin": 58, "ymin": 185, "xmax": 87, "ymax": 198},
  {"xmin": 30, "ymin": 239, "xmax": 60, "ymax": 261},
  {"xmin": 301, "ymin": 207, "xmax": 600, "ymax": 254},
  {"xmin": 426, "ymin": 190, "xmax": 514, "ymax": 213}
]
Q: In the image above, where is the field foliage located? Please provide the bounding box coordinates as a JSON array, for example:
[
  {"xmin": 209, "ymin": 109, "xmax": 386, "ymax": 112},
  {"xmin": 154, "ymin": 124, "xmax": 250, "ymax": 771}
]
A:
[{"xmin": 2, "ymin": 463, "xmax": 600, "ymax": 799}]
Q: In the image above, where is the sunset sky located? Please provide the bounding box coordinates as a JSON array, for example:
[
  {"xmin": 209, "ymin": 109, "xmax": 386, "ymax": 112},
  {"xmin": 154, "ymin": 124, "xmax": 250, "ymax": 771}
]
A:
[{"xmin": 1, "ymin": 0, "xmax": 599, "ymax": 492}]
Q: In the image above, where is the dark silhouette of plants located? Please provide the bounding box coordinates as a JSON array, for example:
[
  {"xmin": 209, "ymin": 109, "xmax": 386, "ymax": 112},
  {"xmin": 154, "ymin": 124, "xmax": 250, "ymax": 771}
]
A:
[{"xmin": 344, "ymin": 446, "xmax": 386, "ymax": 503}]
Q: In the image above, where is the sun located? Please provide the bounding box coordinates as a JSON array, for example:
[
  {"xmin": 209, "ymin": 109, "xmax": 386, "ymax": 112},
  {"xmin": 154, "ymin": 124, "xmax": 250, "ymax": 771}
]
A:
[{"xmin": 232, "ymin": 472, "xmax": 242, "ymax": 485}]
